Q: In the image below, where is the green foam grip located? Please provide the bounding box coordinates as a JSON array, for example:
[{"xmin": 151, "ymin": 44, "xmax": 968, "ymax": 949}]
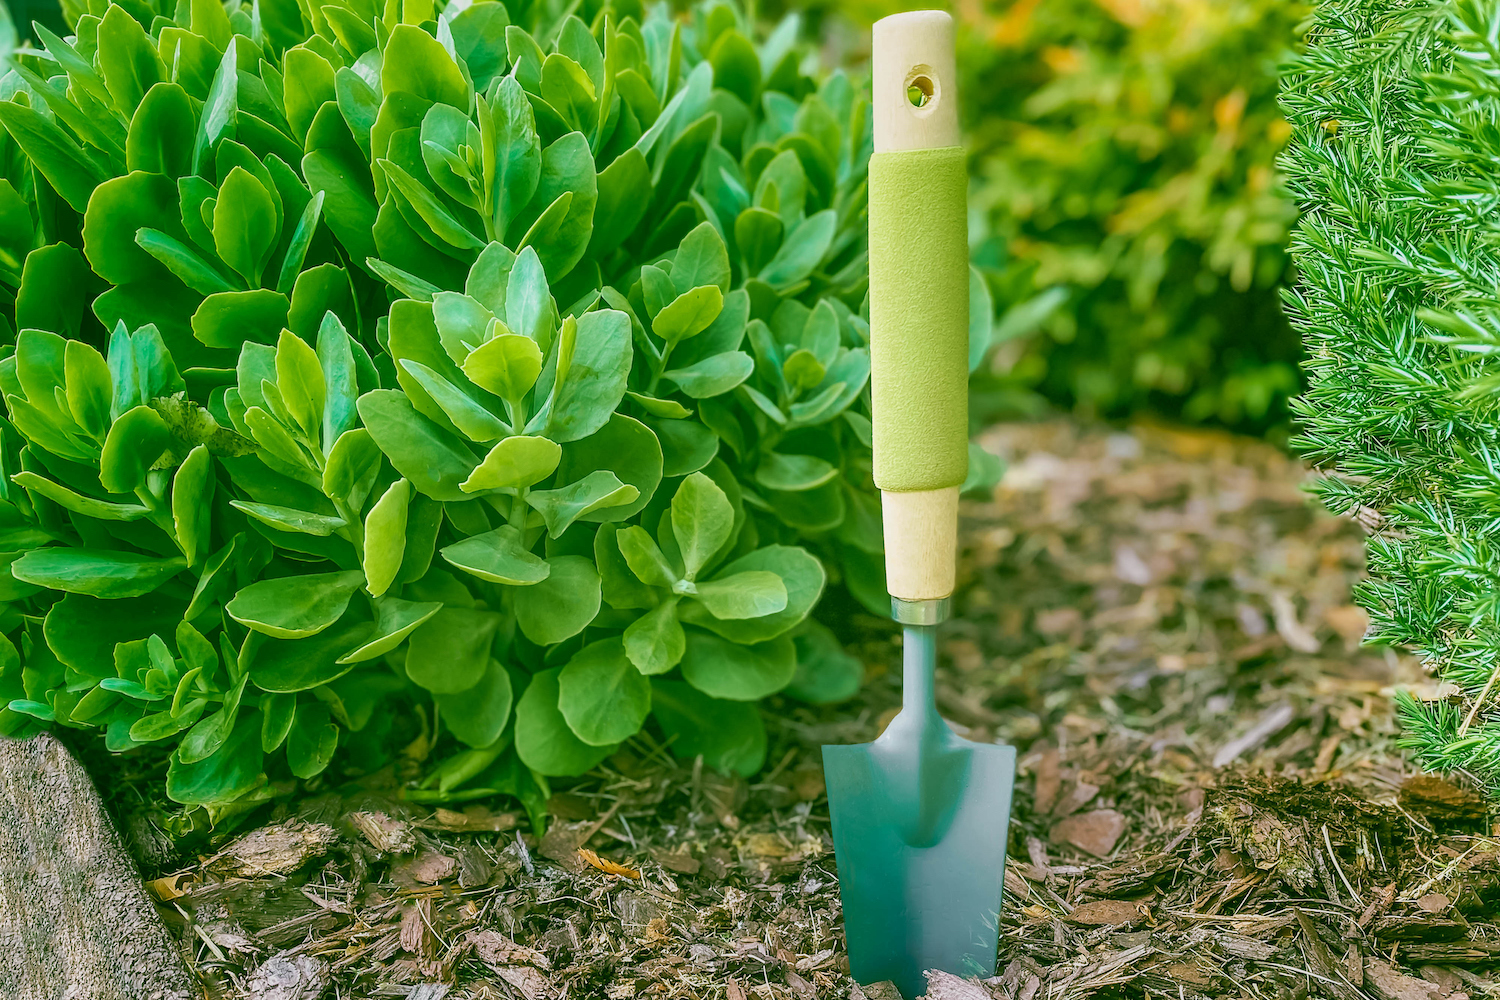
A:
[{"xmin": 868, "ymin": 146, "xmax": 969, "ymax": 493}]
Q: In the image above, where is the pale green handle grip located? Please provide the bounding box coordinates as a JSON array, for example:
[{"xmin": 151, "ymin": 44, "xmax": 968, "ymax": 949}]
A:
[
  {"xmin": 868, "ymin": 145, "xmax": 969, "ymax": 493},
  {"xmin": 869, "ymin": 10, "xmax": 967, "ymax": 603}
]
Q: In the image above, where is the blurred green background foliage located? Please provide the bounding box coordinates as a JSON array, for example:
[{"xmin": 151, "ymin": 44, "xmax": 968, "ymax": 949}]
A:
[{"xmin": 790, "ymin": 0, "xmax": 1307, "ymax": 436}]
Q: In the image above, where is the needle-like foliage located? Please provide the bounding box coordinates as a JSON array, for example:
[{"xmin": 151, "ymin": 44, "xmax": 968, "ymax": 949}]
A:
[{"xmin": 1282, "ymin": 0, "xmax": 1500, "ymax": 790}]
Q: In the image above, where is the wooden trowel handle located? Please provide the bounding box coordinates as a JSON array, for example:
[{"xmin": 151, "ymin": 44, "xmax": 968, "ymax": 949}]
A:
[{"xmin": 869, "ymin": 11, "xmax": 967, "ymax": 607}]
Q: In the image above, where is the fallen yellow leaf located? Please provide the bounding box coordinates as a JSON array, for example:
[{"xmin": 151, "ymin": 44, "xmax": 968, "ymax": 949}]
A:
[
  {"xmin": 577, "ymin": 847, "xmax": 640, "ymax": 879},
  {"xmin": 146, "ymin": 873, "xmax": 192, "ymax": 901}
]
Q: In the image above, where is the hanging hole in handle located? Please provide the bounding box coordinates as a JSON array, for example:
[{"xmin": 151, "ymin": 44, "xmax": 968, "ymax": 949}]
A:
[{"xmin": 904, "ymin": 67, "xmax": 939, "ymax": 112}]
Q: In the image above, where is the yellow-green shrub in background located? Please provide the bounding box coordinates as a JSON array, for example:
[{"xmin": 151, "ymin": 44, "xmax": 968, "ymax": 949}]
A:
[{"xmin": 787, "ymin": 0, "xmax": 1306, "ymax": 434}]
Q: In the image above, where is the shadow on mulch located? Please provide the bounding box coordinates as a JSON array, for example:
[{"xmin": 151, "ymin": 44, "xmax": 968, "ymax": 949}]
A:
[{"xmin": 91, "ymin": 420, "xmax": 1500, "ymax": 999}]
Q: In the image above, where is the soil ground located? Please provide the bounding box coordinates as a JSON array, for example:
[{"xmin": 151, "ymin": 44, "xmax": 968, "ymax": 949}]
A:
[{"xmin": 94, "ymin": 420, "xmax": 1500, "ymax": 999}]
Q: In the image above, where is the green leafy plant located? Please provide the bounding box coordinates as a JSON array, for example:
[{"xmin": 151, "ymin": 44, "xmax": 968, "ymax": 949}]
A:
[
  {"xmin": 0, "ymin": 0, "xmax": 915, "ymax": 821},
  {"xmin": 1282, "ymin": 0, "xmax": 1500, "ymax": 790}
]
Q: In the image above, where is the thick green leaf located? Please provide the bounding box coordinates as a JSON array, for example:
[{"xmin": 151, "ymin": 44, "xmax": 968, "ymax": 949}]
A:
[
  {"xmin": 527, "ymin": 470, "xmax": 638, "ymax": 537},
  {"xmin": 250, "ymin": 621, "xmax": 375, "ymax": 692},
  {"xmin": 435, "ymin": 657, "xmax": 514, "ymax": 748},
  {"xmin": 513, "ymin": 554, "xmax": 600, "ymax": 644},
  {"xmin": 515, "ymin": 666, "xmax": 614, "ymax": 776},
  {"xmin": 231, "ymin": 501, "xmax": 347, "ymax": 536},
  {"xmin": 227, "ymin": 571, "xmax": 365, "ymax": 639},
  {"xmin": 172, "ymin": 444, "xmax": 213, "ymax": 565},
  {"xmin": 83, "ymin": 171, "xmax": 181, "ymax": 286},
  {"xmin": 214, "ymin": 167, "xmax": 279, "ymax": 286},
  {"xmin": 623, "ymin": 600, "xmax": 685, "ymax": 675},
  {"xmin": 673, "ymin": 222, "xmax": 731, "ymax": 294},
  {"xmin": 126, "ymin": 83, "xmax": 194, "ymax": 177},
  {"xmin": 463, "ymin": 435, "xmax": 559, "ymax": 495},
  {"xmin": 135, "ymin": 229, "xmax": 235, "ymax": 295},
  {"xmin": 542, "ymin": 309, "xmax": 632, "ymax": 442},
  {"xmin": 441, "ymin": 525, "xmax": 550, "ymax": 585},
  {"xmin": 383, "ymin": 24, "xmax": 469, "ymax": 109},
  {"xmin": 275, "ymin": 328, "xmax": 325, "ymax": 439},
  {"xmin": 589, "ymin": 147, "xmax": 650, "ymax": 258},
  {"xmin": 358, "ymin": 389, "xmax": 479, "ymax": 501},
  {"xmin": 462, "ymin": 332, "xmax": 544, "ymax": 404},
  {"xmin": 363, "ymin": 479, "xmax": 411, "ymax": 598},
  {"xmin": 166, "ymin": 713, "xmax": 264, "ymax": 805},
  {"xmin": 679, "ymin": 545, "xmax": 824, "ymax": 643},
  {"xmin": 755, "ymin": 451, "xmax": 837, "ymax": 492},
  {"xmin": 178, "ymin": 673, "xmax": 249, "ymax": 762},
  {"xmin": 652, "ymin": 286, "xmax": 723, "ymax": 344},
  {"xmin": 664, "ymin": 351, "xmax": 754, "ymax": 398},
  {"xmin": 0, "ymin": 100, "xmax": 109, "ymax": 213},
  {"xmin": 554, "ymin": 413, "xmax": 662, "ymax": 522},
  {"xmin": 319, "ymin": 431, "xmax": 379, "ymax": 511},
  {"xmin": 98, "ymin": 405, "xmax": 172, "ymax": 493},
  {"xmin": 98, "ymin": 4, "xmax": 165, "ymax": 116},
  {"xmin": 400, "ymin": 360, "xmax": 509, "ymax": 442},
  {"xmin": 191, "ymin": 290, "xmax": 290, "ymax": 349},
  {"xmin": 483, "ymin": 76, "xmax": 542, "ymax": 237},
  {"xmin": 512, "ymin": 130, "xmax": 597, "ymax": 280},
  {"xmin": 616, "ymin": 525, "xmax": 679, "ymax": 589},
  {"xmin": 691, "ymin": 571, "xmax": 787, "ymax": 620},
  {"xmin": 287, "ymin": 701, "xmax": 338, "ymax": 778},
  {"xmin": 785, "ymin": 620, "xmax": 863, "ymax": 704},
  {"xmin": 193, "ymin": 39, "xmax": 238, "ymax": 172},
  {"xmin": 406, "ymin": 606, "xmax": 501, "ymax": 693},
  {"xmin": 11, "ymin": 473, "xmax": 149, "ymax": 521},
  {"xmin": 650, "ymin": 679, "xmax": 766, "ymax": 776},
  {"xmin": 680, "ymin": 629, "xmax": 796, "ymax": 701},
  {"xmin": 557, "ymin": 637, "xmax": 649, "ymax": 746},
  {"xmin": 595, "ymin": 523, "xmax": 659, "ymax": 610},
  {"xmin": 671, "ymin": 471, "xmax": 734, "ymax": 579},
  {"xmin": 336, "ymin": 596, "xmax": 443, "ymax": 663},
  {"xmin": 759, "ymin": 209, "xmax": 835, "ymax": 287},
  {"xmin": 283, "ymin": 46, "xmax": 336, "ymax": 142}
]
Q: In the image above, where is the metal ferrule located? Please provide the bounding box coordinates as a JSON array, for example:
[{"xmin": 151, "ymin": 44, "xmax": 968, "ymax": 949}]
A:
[{"xmin": 890, "ymin": 596, "xmax": 951, "ymax": 626}]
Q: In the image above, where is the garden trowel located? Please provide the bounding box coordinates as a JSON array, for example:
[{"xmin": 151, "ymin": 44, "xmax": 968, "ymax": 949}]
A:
[{"xmin": 823, "ymin": 11, "xmax": 1016, "ymax": 998}]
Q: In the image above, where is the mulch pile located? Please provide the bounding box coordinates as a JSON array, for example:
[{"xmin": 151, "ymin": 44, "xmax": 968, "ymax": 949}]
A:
[{"xmin": 109, "ymin": 420, "xmax": 1499, "ymax": 999}]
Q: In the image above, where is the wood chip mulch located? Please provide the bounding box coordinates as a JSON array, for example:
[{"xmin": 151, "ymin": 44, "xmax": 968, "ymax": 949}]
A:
[{"xmin": 103, "ymin": 419, "xmax": 1498, "ymax": 999}]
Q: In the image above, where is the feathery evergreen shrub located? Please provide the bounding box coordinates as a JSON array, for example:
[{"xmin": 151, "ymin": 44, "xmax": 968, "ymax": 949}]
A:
[
  {"xmin": 0, "ymin": 0, "xmax": 953, "ymax": 823},
  {"xmin": 1283, "ymin": 0, "xmax": 1500, "ymax": 789}
]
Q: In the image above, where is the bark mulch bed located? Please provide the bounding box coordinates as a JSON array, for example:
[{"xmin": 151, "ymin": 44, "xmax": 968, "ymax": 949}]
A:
[{"xmin": 102, "ymin": 420, "xmax": 1500, "ymax": 999}]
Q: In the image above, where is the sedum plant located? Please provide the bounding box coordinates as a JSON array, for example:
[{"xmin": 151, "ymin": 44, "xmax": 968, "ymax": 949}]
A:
[
  {"xmin": 1282, "ymin": 0, "xmax": 1500, "ymax": 790},
  {"xmin": 0, "ymin": 0, "xmax": 899, "ymax": 821}
]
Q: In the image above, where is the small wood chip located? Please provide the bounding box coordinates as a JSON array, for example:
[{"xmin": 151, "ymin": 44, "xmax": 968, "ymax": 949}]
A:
[
  {"xmin": 784, "ymin": 968, "xmax": 816, "ymax": 997},
  {"xmin": 207, "ymin": 820, "xmax": 340, "ymax": 878},
  {"xmin": 244, "ymin": 951, "xmax": 330, "ymax": 1000},
  {"xmin": 496, "ymin": 965, "xmax": 556, "ymax": 1000},
  {"xmin": 1051, "ymin": 809, "xmax": 1126, "ymax": 857},
  {"xmin": 470, "ymin": 929, "xmax": 552, "ymax": 970},
  {"xmin": 922, "ymin": 970, "xmax": 992, "ymax": 999},
  {"xmin": 1364, "ymin": 958, "xmax": 1455, "ymax": 1000},
  {"xmin": 399, "ymin": 900, "xmax": 433, "ymax": 958},
  {"xmin": 1067, "ymin": 898, "xmax": 1142, "ymax": 925},
  {"xmin": 1032, "ymin": 743, "xmax": 1061, "ymax": 815},
  {"xmin": 347, "ymin": 811, "xmax": 416, "ymax": 854},
  {"xmin": 393, "ymin": 849, "xmax": 456, "ymax": 886}
]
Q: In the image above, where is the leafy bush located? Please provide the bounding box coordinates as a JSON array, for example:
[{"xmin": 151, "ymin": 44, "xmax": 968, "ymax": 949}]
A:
[
  {"xmin": 1282, "ymin": 0, "xmax": 1500, "ymax": 790},
  {"xmin": 969, "ymin": 0, "xmax": 1307, "ymax": 430},
  {"xmin": 0, "ymin": 0, "xmax": 892, "ymax": 821}
]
